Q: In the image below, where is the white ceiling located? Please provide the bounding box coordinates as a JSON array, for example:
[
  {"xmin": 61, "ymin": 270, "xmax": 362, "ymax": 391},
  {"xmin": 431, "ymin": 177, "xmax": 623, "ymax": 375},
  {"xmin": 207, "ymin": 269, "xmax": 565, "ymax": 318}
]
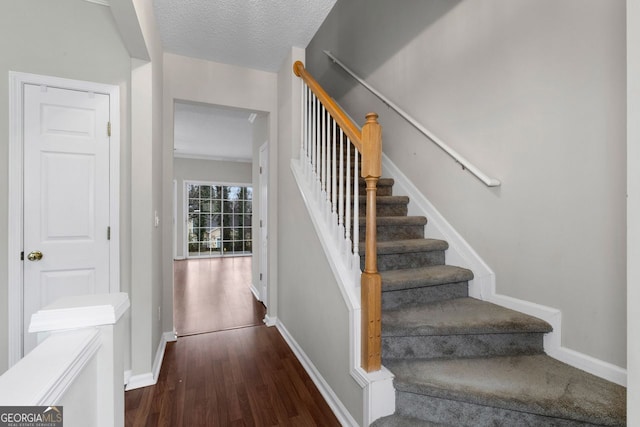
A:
[
  {"xmin": 173, "ymin": 102, "xmax": 258, "ymax": 162},
  {"xmin": 154, "ymin": 0, "xmax": 336, "ymax": 160}
]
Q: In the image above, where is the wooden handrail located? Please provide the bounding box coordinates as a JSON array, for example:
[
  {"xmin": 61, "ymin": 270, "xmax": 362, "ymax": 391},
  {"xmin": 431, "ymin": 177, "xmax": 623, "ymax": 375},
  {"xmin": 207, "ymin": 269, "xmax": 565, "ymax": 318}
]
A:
[
  {"xmin": 293, "ymin": 61, "xmax": 363, "ymax": 153},
  {"xmin": 293, "ymin": 61, "xmax": 382, "ymax": 372}
]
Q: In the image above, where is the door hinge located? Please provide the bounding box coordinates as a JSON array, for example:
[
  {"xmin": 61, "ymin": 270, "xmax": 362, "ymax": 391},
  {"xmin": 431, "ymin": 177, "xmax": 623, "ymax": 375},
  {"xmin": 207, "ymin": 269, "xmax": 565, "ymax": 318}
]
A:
[
  {"xmin": 260, "ymin": 220, "xmax": 263, "ymax": 228},
  {"xmin": 107, "ymin": 226, "xmax": 111, "ymax": 240},
  {"xmin": 20, "ymin": 251, "xmax": 24, "ymax": 261},
  {"xmin": 107, "ymin": 121, "xmax": 111, "ymax": 137},
  {"xmin": 260, "ymin": 273, "xmax": 263, "ymax": 281},
  {"xmin": 260, "ymin": 166, "xmax": 263, "ymax": 174}
]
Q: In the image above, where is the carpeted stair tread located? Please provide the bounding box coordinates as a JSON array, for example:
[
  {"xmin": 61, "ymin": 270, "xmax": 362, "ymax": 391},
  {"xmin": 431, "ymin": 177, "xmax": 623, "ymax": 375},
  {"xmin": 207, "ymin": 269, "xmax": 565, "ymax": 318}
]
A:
[
  {"xmin": 382, "ymin": 297, "xmax": 552, "ymax": 337},
  {"xmin": 381, "ymin": 265, "xmax": 473, "ymax": 292},
  {"xmin": 376, "ymin": 239, "xmax": 448, "ymax": 255},
  {"xmin": 372, "ymin": 414, "xmax": 451, "ymax": 427},
  {"xmin": 385, "ymin": 355, "xmax": 626, "ymax": 426}
]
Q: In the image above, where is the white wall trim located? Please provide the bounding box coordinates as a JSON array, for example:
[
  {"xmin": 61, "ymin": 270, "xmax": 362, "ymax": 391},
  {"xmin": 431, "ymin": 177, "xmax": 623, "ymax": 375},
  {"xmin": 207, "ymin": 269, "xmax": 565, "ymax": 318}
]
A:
[
  {"xmin": 173, "ymin": 151, "xmax": 252, "ymax": 163},
  {"xmin": 382, "ymin": 153, "xmax": 627, "ymax": 386},
  {"xmin": 249, "ymin": 283, "xmax": 261, "ymax": 302},
  {"xmin": 125, "ymin": 372, "xmax": 155, "ymax": 391},
  {"xmin": 173, "ymin": 179, "xmax": 178, "ymax": 259},
  {"xmin": 125, "ymin": 331, "xmax": 175, "ymax": 391},
  {"xmin": 263, "ymin": 314, "xmax": 277, "ymax": 327},
  {"xmin": 275, "ymin": 320, "xmax": 360, "ymax": 427},
  {"xmin": 84, "ymin": 0, "xmax": 110, "ymax": 6},
  {"xmin": 8, "ymin": 72, "xmax": 121, "ymax": 368}
]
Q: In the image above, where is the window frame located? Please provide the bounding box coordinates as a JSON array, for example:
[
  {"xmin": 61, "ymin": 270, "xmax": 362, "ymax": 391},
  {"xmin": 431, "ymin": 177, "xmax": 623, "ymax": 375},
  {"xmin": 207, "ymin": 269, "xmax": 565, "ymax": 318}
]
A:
[{"xmin": 184, "ymin": 180, "xmax": 253, "ymax": 258}]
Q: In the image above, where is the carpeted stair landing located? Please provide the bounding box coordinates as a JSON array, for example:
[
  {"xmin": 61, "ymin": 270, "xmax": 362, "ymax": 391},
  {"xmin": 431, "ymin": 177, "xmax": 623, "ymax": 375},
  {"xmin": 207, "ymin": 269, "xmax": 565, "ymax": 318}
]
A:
[{"xmin": 359, "ymin": 177, "xmax": 626, "ymax": 426}]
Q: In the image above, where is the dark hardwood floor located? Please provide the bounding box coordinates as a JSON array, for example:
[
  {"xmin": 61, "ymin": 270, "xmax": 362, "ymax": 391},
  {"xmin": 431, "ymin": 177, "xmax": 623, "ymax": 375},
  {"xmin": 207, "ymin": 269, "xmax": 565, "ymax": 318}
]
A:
[
  {"xmin": 174, "ymin": 257, "xmax": 265, "ymax": 336},
  {"xmin": 125, "ymin": 257, "xmax": 340, "ymax": 426}
]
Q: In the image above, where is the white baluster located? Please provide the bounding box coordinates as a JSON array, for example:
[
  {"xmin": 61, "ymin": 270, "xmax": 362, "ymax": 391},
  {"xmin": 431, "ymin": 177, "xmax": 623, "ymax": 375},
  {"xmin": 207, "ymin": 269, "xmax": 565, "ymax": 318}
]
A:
[
  {"xmin": 338, "ymin": 128, "xmax": 345, "ymax": 236},
  {"xmin": 331, "ymin": 119, "xmax": 337, "ymax": 217},
  {"xmin": 353, "ymin": 149, "xmax": 359, "ymax": 258},
  {"xmin": 345, "ymin": 137, "xmax": 352, "ymax": 258},
  {"xmin": 300, "ymin": 81, "xmax": 305, "ymax": 164}
]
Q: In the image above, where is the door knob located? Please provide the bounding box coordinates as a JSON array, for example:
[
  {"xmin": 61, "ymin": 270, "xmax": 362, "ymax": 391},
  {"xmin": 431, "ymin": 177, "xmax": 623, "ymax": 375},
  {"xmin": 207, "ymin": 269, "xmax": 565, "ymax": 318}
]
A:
[{"xmin": 27, "ymin": 251, "xmax": 43, "ymax": 261}]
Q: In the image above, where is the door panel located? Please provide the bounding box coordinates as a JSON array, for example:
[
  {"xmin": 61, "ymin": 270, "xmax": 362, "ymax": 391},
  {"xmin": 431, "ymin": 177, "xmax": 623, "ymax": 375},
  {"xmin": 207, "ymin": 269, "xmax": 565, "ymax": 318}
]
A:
[{"xmin": 23, "ymin": 84, "xmax": 111, "ymax": 354}]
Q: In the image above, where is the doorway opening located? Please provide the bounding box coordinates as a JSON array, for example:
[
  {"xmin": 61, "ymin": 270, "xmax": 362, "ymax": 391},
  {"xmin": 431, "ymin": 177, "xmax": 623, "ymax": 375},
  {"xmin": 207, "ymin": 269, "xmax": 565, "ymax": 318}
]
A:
[{"xmin": 171, "ymin": 101, "xmax": 267, "ymax": 336}]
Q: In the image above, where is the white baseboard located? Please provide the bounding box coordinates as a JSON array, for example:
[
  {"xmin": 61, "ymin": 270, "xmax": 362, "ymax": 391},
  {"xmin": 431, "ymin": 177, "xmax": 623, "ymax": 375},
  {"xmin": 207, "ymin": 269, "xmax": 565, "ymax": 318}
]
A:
[
  {"xmin": 249, "ymin": 283, "xmax": 261, "ymax": 302},
  {"xmin": 275, "ymin": 320, "xmax": 360, "ymax": 427},
  {"xmin": 382, "ymin": 153, "xmax": 627, "ymax": 387},
  {"xmin": 123, "ymin": 369, "xmax": 132, "ymax": 385},
  {"xmin": 125, "ymin": 372, "xmax": 155, "ymax": 391},
  {"xmin": 125, "ymin": 331, "xmax": 176, "ymax": 391},
  {"xmin": 263, "ymin": 315, "xmax": 277, "ymax": 327}
]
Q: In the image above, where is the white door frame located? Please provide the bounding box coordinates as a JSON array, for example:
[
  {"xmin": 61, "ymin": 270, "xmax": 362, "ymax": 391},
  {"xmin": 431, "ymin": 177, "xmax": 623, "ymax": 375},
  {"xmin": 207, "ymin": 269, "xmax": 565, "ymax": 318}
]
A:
[
  {"xmin": 173, "ymin": 179, "xmax": 178, "ymax": 259},
  {"xmin": 259, "ymin": 141, "xmax": 269, "ymax": 303},
  {"xmin": 8, "ymin": 72, "xmax": 120, "ymax": 367}
]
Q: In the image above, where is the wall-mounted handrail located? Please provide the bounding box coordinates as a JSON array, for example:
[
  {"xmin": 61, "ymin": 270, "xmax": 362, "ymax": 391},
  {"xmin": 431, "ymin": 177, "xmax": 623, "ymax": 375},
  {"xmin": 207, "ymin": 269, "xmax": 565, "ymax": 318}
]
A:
[
  {"xmin": 324, "ymin": 50, "xmax": 501, "ymax": 187},
  {"xmin": 294, "ymin": 61, "xmax": 382, "ymax": 372}
]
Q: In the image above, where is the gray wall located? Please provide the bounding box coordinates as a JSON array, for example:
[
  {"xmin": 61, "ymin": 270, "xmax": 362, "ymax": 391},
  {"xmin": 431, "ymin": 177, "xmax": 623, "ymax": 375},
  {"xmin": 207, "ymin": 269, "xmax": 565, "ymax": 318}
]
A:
[
  {"xmin": 277, "ymin": 47, "xmax": 364, "ymax": 424},
  {"xmin": 129, "ymin": 0, "xmax": 165, "ymax": 378},
  {"xmin": 0, "ymin": 0, "xmax": 131, "ymax": 373},
  {"xmin": 173, "ymin": 157, "xmax": 252, "ymax": 259},
  {"xmin": 307, "ymin": 0, "xmax": 627, "ymax": 367}
]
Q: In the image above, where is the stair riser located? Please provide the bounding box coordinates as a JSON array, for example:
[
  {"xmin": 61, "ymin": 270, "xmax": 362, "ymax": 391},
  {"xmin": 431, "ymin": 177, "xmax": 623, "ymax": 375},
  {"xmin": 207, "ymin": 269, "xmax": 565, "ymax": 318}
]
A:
[
  {"xmin": 360, "ymin": 226, "xmax": 424, "ymax": 242},
  {"xmin": 359, "ymin": 224, "xmax": 425, "ymax": 242},
  {"xmin": 372, "ymin": 251, "xmax": 446, "ymax": 272},
  {"xmin": 337, "ymin": 184, "xmax": 393, "ymax": 197},
  {"xmin": 360, "ymin": 185, "xmax": 393, "ymax": 196},
  {"xmin": 382, "ymin": 282, "xmax": 468, "ymax": 310},
  {"xmin": 358, "ymin": 203, "xmax": 408, "ymax": 217},
  {"xmin": 382, "ymin": 333, "xmax": 545, "ymax": 360},
  {"xmin": 395, "ymin": 391, "xmax": 598, "ymax": 427}
]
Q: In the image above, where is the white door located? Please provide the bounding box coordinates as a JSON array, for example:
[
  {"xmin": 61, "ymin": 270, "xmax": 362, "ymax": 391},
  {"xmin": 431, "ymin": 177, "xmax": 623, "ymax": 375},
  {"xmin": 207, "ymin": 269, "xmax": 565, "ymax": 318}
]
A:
[
  {"xmin": 22, "ymin": 84, "xmax": 111, "ymax": 354},
  {"xmin": 259, "ymin": 142, "xmax": 268, "ymax": 303}
]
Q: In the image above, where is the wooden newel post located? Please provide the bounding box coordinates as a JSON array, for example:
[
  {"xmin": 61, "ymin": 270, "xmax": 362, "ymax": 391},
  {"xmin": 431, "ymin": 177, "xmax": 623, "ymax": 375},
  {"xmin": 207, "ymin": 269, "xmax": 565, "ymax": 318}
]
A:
[{"xmin": 361, "ymin": 112, "xmax": 382, "ymax": 372}]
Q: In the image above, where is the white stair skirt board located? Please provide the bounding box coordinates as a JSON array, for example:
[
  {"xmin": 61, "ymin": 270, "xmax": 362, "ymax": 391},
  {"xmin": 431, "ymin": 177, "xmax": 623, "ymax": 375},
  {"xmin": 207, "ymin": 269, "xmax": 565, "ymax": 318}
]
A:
[
  {"xmin": 125, "ymin": 331, "xmax": 177, "ymax": 391},
  {"xmin": 381, "ymin": 153, "xmax": 627, "ymax": 387}
]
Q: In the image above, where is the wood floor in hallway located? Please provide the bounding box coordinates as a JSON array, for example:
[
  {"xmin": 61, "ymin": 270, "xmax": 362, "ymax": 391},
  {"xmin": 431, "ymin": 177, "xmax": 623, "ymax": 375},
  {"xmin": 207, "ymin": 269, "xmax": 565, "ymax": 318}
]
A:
[
  {"xmin": 174, "ymin": 257, "xmax": 265, "ymax": 336},
  {"xmin": 125, "ymin": 256, "xmax": 340, "ymax": 426}
]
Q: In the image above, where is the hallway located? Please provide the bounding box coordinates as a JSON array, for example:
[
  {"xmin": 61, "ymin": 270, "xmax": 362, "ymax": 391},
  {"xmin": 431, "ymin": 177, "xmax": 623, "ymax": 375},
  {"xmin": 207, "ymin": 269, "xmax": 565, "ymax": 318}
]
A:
[
  {"xmin": 125, "ymin": 257, "xmax": 340, "ymax": 426},
  {"xmin": 173, "ymin": 257, "xmax": 265, "ymax": 336}
]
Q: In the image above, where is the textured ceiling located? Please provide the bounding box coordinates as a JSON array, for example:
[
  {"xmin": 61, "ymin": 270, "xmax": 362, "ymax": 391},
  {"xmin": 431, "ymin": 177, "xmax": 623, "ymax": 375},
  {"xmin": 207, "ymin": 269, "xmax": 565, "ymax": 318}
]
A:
[{"xmin": 153, "ymin": 0, "xmax": 337, "ymax": 72}]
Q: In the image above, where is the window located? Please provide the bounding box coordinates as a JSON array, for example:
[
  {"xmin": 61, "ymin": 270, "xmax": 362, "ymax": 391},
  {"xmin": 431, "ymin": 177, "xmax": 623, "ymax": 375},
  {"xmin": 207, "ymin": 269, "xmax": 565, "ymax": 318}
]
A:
[{"xmin": 186, "ymin": 183, "xmax": 252, "ymax": 257}]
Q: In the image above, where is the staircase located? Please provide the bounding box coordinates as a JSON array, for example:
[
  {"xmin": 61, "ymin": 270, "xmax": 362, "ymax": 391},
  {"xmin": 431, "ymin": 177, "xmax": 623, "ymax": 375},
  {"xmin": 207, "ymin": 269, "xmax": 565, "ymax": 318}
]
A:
[{"xmin": 361, "ymin": 177, "xmax": 627, "ymax": 427}]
